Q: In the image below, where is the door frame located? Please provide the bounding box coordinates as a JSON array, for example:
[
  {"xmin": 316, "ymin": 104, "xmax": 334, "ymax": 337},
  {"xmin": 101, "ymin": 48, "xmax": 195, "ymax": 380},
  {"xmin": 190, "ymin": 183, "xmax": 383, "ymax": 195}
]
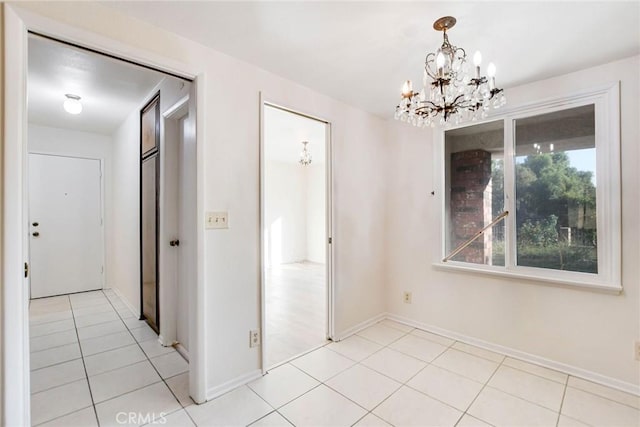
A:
[
  {"xmin": 159, "ymin": 94, "xmax": 192, "ymax": 351},
  {"xmin": 28, "ymin": 152, "xmax": 106, "ymax": 298},
  {"xmin": 2, "ymin": 5, "xmax": 209, "ymax": 425},
  {"xmin": 258, "ymin": 94, "xmax": 335, "ymax": 373}
]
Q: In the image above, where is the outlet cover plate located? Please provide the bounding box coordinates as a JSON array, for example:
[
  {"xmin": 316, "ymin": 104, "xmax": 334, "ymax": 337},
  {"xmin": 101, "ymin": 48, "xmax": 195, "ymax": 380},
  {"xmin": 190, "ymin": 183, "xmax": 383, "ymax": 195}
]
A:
[
  {"xmin": 250, "ymin": 329, "xmax": 260, "ymax": 348},
  {"xmin": 403, "ymin": 292, "xmax": 412, "ymax": 304}
]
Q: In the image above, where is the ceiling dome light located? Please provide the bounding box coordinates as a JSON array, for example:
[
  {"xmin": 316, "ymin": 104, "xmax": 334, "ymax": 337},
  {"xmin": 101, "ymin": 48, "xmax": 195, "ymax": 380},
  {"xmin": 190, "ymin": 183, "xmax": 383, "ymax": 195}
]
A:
[{"xmin": 63, "ymin": 94, "xmax": 82, "ymax": 115}]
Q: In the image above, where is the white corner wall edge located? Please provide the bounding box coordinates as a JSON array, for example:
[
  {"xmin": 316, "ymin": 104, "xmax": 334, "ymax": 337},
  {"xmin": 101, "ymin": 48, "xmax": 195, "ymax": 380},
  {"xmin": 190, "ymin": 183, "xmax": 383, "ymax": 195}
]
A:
[
  {"xmin": 333, "ymin": 312, "xmax": 387, "ymax": 342},
  {"xmin": 107, "ymin": 286, "xmax": 140, "ymax": 319},
  {"xmin": 206, "ymin": 369, "xmax": 262, "ymax": 401},
  {"xmin": 386, "ymin": 313, "xmax": 640, "ymax": 397}
]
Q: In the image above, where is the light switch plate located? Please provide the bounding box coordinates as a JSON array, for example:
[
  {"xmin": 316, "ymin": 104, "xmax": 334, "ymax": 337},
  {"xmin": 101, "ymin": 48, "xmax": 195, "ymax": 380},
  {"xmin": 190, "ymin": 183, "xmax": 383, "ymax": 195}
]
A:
[{"xmin": 205, "ymin": 211, "xmax": 229, "ymax": 229}]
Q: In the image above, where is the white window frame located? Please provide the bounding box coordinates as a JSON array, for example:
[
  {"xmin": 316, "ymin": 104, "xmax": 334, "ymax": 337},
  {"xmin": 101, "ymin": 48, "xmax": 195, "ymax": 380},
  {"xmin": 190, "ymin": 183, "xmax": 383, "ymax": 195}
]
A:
[{"xmin": 433, "ymin": 82, "xmax": 621, "ymax": 292}]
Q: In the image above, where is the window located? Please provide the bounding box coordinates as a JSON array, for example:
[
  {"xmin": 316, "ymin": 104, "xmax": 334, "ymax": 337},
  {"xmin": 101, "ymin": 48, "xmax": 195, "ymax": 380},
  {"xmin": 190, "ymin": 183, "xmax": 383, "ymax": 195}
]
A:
[
  {"xmin": 440, "ymin": 84, "xmax": 621, "ymax": 290},
  {"xmin": 445, "ymin": 120, "xmax": 505, "ymax": 266},
  {"xmin": 515, "ymin": 105, "xmax": 597, "ymax": 274}
]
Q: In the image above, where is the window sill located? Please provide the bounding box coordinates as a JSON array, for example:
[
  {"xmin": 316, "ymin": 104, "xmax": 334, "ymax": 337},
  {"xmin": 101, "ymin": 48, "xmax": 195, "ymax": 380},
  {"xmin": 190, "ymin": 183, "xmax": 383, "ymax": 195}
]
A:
[{"xmin": 432, "ymin": 262, "xmax": 622, "ymax": 294}]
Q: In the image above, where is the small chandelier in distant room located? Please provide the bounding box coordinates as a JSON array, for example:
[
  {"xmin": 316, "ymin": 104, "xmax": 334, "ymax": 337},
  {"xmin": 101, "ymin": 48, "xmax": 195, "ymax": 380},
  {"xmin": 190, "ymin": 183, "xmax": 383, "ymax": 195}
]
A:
[
  {"xmin": 395, "ymin": 16, "xmax": 506, "ymax": 127},
  {"xmin": 299, "ymin": 141, "xmax": 312, "ymax": 166}
]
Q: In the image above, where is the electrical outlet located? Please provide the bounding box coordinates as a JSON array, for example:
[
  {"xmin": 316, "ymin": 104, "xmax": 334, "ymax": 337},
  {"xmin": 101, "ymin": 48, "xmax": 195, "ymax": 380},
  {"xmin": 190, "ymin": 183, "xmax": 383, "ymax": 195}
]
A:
[
  {"xmin": 635, "ymin": 341, "xmax": 640, "ymax": 361},
  {"xmin": 205, "ymin": 211, "xmax": 229, "ymax": 229},
  {"xmin": 250, "ymin": 329, "xmax": 260, "ymax": 348},
  {"xmin": 403, "ymin": 291, "xmax": 412, "ymax": 304}
]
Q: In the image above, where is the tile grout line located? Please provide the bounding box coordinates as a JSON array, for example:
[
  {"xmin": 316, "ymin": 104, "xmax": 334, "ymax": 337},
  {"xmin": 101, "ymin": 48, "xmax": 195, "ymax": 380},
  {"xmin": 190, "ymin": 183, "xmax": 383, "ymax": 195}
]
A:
[
  {"xmin": 360, "ymin": 334, "xmax": 458, "ymax": 424},
  {"xmin": 31, "ymin": 315, "xmax": 134, "ymax": 355},
  {"xmin": 496, "ymin": 360, "xmax": 567, "ymax": 385},
  {"xmin": 371, "ymin": 324, "xmax": 582, "ymax": 421},
  {"xmin": 250, "ymin": 360, "xmax": 381, "ymax": 425},
  {"xmin": 30, "ymin": 351, "xmax": 83, "ymax": 371},
  {"xmin": 30, "ymin": 337, "xmax": 82, "ymax": 354},
  {"xmin": 315, "ymin": 325, "xmax": 463, "ymax": 425},
  {"xmin": 100, "ymin": 290, "xmax": 196, "ymax": 426},
  {"xmin": 455, "ymin": 351, "xmax": 506, "ymax": 427},
  {"xmin": 28, "ymin": 301, "xmax": 92, "ymax": 427},
  {"xmin": 563, "ymin": 375, "xmax": 640, "ymax": 411},
  {"xmin": 555, "ymin": 378, "xmax": 569, "ymax": 427},
  {"xmin": 280, "ymin": 322, "xmax": 632, "ymax": 427},
  {"xmin": 336, "ymin": 327, "xmax": 451, "ymax": 425},
  {"xmin": 29, "ymin": 368, "xmax": 86, "ymax": 397},
  {"xmin": 68, "ymin": 294, "xmax": 102, "ymax": 426}
]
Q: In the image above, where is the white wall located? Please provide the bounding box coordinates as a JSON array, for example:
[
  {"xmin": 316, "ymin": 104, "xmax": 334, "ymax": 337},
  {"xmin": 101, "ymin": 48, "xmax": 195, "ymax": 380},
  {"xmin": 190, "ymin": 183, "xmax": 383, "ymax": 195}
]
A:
[
  {"xmin": 264, "ymin": 160, "xmax": 307, "ymax": 266},
  {"xmin": 306, "ymin": 163, "xmax": 326, "ymax": 264},
  {"xmin": 383, "ymin": 55, "xmax": 640, "ymax": 389},
  {"xmin": 109, "ymin": 110, "xmax": 139, "ymax": 311},
  {"xmin": 27, "ymin": 124, "xmax": 113, "ymax": 286},
  {"xmin": 264, "ymin": 160, "xmax": 325, "ymax": 266}
]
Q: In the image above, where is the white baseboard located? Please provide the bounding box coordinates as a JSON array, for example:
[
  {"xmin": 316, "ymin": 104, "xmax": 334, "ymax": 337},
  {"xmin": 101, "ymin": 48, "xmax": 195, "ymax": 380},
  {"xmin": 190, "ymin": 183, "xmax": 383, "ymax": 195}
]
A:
[
  {"xmin": 386, "ymin": 313, "xmax": 640, "ymax": 397},
  {"xmin": 206, "ymin": 369, "xmax": 263, "ymax": 401},
  {"xmin": 108, "ymin": 286, "xmax": 140, "ymax": 318},
  {"xmin": 333, "ymin": 312, "xmax": 387, "ymax": 341},
  {"xmin": 175, "ymin": 343, "xmax": 189, "ymax": 362}
]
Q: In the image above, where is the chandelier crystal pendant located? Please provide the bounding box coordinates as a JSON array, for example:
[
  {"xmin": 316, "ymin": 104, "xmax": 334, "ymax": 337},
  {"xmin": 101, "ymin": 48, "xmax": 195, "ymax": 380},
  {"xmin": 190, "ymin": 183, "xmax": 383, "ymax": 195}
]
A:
[
  {"xmin": 299, "ymin": 141, "xmax": 312, "ymax": 166},
  {"xmin": 395, "ymin": 16, "xmax": 506, "ymax": 127}
]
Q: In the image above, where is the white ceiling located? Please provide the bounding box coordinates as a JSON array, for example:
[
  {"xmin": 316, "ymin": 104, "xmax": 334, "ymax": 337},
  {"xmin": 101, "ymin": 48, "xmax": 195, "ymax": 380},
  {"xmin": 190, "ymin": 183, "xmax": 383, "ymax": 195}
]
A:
[
  {"xmin": 28, "ymin": 34, "xmax": 167, "ymax": 135},
  {"xmin": 105, "ymin": 1, "xmax": 639, "ymax": 119},
  {"xmin": 264, "ymin": 105, "xmax": 326, "ymax": 165}
]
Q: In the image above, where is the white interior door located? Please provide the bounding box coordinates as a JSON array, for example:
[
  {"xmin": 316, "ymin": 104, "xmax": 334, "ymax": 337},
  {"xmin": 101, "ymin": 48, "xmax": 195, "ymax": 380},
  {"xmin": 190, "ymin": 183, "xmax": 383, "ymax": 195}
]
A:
[{"xmin": 29, "ymin": 154, "xmax": 103, "ymax": 298}]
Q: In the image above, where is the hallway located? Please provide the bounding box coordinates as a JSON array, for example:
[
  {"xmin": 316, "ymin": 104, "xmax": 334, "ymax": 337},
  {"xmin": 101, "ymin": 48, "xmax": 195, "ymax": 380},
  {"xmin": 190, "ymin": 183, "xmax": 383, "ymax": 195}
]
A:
[{"xmin": 30, "ymin": 290, "xmax": 190, "ymax": 426}]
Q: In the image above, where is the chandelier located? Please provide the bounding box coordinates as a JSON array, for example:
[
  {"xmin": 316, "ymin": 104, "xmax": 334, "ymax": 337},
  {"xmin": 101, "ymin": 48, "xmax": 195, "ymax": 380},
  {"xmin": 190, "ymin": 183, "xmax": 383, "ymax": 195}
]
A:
[
  {"xmin": 394, "ymin": 16, "xmax": 506, "ymax": 127},
  {"xmin": 299, "ymin": 141, "xmax": 312, "ymax": 166}
]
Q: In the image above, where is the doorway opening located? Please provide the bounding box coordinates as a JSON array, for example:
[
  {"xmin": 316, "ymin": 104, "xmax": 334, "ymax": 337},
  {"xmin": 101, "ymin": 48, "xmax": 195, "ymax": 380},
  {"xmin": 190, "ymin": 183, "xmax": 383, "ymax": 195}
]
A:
[
  {"xmin": 26, "ymin": 33, "xmax": 198, "ymax": 424},
  {"xmin": 261, "ymin": 103, "xmax": 332, "ymax": 369}
]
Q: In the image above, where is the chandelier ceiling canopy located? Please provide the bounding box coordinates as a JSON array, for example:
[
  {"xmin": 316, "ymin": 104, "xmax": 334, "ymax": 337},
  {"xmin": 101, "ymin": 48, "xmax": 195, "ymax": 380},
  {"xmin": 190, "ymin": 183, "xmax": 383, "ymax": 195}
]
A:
[{"xmin": 395, "ymin": 16, "xmax": 506, "ymax": 127}]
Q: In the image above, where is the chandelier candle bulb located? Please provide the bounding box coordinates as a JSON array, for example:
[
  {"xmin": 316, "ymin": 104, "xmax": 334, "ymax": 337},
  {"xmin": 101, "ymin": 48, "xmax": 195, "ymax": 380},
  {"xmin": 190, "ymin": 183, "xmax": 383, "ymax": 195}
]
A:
[
  {"xmin": 436, "ymin": 52, "xmax": 445, "ymax": 77},
  {"xmin": 402, "ymin": 80, "xmax": 413, "ymax": 98},
  {"xmin": 487, "ymin": 62, "xmax": 496, "ymax": 90},
  {"xmin": 473, "ymin": 51, "xmax": 482, "ymax": 78}
]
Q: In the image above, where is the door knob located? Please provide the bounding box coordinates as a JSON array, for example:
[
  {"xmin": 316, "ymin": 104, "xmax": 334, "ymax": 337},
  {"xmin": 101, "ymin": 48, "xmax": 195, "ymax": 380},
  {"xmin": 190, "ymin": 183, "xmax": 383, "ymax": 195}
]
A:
[
  {"xmin": 169, "ymin": 239, "xmax": 180, "ymax": 247},
  {"xmin": 32, "ymin": 232, "xmax": 40, "ymax": 237}
]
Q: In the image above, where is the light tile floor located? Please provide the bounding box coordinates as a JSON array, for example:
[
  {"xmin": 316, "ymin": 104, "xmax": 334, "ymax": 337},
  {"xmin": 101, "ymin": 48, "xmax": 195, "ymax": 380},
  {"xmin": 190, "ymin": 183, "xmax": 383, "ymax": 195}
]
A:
[
  {"xmin": 265, "ymin": 262, "xmax": 328, "ymax": 368},
  {"xmin": 30, "ymin": 291, "xmax": 640, "ymax": 426},
  {"xmin": 30, "ymin": 290, "xmax": 191, "ymax": 426}
]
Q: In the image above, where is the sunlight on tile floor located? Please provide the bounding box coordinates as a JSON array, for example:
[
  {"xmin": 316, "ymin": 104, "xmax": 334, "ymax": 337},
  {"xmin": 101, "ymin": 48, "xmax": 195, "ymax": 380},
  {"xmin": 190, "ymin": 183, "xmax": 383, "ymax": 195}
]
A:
[{"xmin": 30, "ymin": 291, "xmax": 639, "ymax": 426}]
